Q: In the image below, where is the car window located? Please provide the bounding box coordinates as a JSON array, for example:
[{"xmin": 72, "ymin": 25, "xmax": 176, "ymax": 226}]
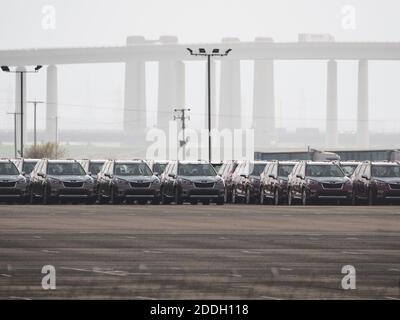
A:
[
  {"xmin": 89, "ymin": 162, "xmax": 104, "ymax": 175},
  {"xmin": 114, "ymin": 163, "xmax": 152, "ymax": 176},
  {"xmin": 178, "ymin": 163, "xmax": 216, "ymax": 176},
  {"xmin": 278, "ymin": 164, "xmax": 294, "ymax": 177},
  {"xmin": 22, "ymin": 161, "xmax": 38, "ymax": 174},
  {"xmin": 47, "ymin": 162, "xmax": 86, "ymax": 176},
  {"xmin": 0, "ymin": 162, "xmax": 19, "ymax": 175},
  {"xmin": 371, "ymin": 165, "xmax": 400, "ymax": 177},
  {"xmin": 305, "ymin": 164, "xmax": 344, "ymax": 177},
  {"xmin": 153, "ymin": 163, "xmax": 167, "ymax": 175}
]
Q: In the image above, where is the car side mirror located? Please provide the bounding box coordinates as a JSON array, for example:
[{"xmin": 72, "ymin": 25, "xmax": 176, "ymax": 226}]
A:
[
  {"xmin": 38, "ymin": 172, "xmax": 46, "ymax": 178},
  {"xmin": 268, "ymin": 174, "xmax": 276, "ymax": 179},
  {"xmin": 105, "ymin": 173, "xmax": 112, "ymax": 178},
  {"xmin": 153, "ymin": 172, "xmax": 159, "ymax": 176},
  {"xmin": 168, "ymin": 173, "xmax": 176, "ymax": 178},
  {"xmin": 361, "ymin": 175, "xmax": 370, "ymax": 180},
  {"xmin": 240, "ymin": 174, "xmax": 247, "ymax": 178},
  {"xmin": 88, "ymin": 172, "xmax": 92, "ymax": 176},
  {"xmin": 296, "ymin": 174, "xmax": 304, "ymax": 179},
  {"xmin": 21, "ymin": 171, "xmax": 26, "ymax": 176}
]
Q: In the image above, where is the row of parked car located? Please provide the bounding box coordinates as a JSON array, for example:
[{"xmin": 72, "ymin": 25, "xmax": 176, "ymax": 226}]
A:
[{"xmin": 1, "ymin": 157, "xmax": 400, "ymax": 205}]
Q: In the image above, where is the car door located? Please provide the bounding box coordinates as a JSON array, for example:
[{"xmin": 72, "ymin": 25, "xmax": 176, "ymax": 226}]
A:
[
  {"xmin": 293, "ymin": 163, "xmax": 303, "ymax": 197},
  {"xmin": 351, "ymin": 164, "xmax": 362, "ymax": 197},
  {"xmin": 30, "ymin": 161, "xmax": 40, "ymax": 195},
  {"xmin": 37, "ymin": 161, "xmax": 46, "ymax": 196}
]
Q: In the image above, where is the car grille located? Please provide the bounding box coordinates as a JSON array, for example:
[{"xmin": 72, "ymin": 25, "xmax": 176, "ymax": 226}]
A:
[
  {"xmin": 194, "ymin": 182, "xmax": 214, "ymax": 188},
  {"xmin": 63, "ymin": 182, "xmax": 84, "ymax": 188},
  {"xmin": 389, "ymin": 183, "xmax": 400, "ymax": 190},
  {"xmin": 0, "ymin": 182, "xmax": 16, "ymax": 188},
  {"xmin": 190, "ymin": 189, "xmax": 219, "ymax": 195},
  {"xmin": 130, "ymin": 182, "xmax": 151, "ymax": 188},
  {"xmin": 322, "ymin": 183, "xmax": 343, "ymax": 189},
  {"xmin": 59, "ymin": 189, "xmax": 87, "ymax": 195}
]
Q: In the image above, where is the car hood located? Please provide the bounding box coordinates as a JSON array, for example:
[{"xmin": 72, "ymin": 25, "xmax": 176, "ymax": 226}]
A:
[
  {"xmin": 0, "ymin": 175, "xmax": 24, "ymax": 182},
  {"xmin": 307, "ymin": 177, "xmax": 349, "ymax": 183},
  {"xmin": 372, "ymin": 177, "xmax": 400, "ymax": 184},
  {"xmin": 179, "ymin": 176, "xmax": 219, "ymax": 183},
  {"xmin": 47, "ymin": 175, "xmax": 90, "ymax": 182},
  {"xmin": 114, "ymin": 175, "xmax": 155, "ymax": 182}
]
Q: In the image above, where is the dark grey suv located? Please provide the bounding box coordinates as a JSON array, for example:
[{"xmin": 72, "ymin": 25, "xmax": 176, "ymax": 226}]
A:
[
  {"xmin": 97, "ymin": 160, "xmax": 161, "ymax": 204},
  {"xmin": 30, "ymin": 159, "xmax": 96, "ymax": 204},
  {"xmin": 160, "ymin": 161, "xmax": 224, "ymax": 205},
  {"xmin": 0, "ymin": 159, "xmax": 29, "ymax": 203}
]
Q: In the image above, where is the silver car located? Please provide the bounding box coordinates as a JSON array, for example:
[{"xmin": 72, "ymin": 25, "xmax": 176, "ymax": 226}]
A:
[
  {"xmin": 97, "ymin": 160, "xmax": 161, "ymax": 204},
  {"xmin": 0, "ymin": 159, "xmax": 29, "ymax": 203},
  {"xmin": 160, "ymin": 160, "xmax": 225, "ymax": 205}
]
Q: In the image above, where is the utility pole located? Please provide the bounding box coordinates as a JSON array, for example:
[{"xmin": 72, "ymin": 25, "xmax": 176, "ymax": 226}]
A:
[
  {"xmin": 7, "ymin": 111, "xmax": 21, "ymax": 158},
  {"xmin": 54, "ymin": 116, "xmax": 59, "ymax": 159},
  {"xmin": 27, "ymin": 100, "xmax": 44, "ymax": 147},
  {"xmin": 174, "ymin": 108, "xmax": 190, "ymax": 160}
]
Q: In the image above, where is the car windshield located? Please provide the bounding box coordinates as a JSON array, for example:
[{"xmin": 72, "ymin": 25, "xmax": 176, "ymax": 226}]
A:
[
  {"xmin": 178, "ymin": 163, "xmax": 216, "ymax": 176},
  {"xmin": 89, "ymin": 162, "xmax": 104, "ymax": 175},
  {"xmin": 114, "ymin": 163, "xmax": 152, "ymax": 176},
  {"xmin": 371, "ymin": 165, "xmax": 400, "ymax": 178},
  {"xmin": 212, "ymin": 164, "xmax": 222, "ymax": 172},
  {"xmin": 306, "ymin": 164, "xmax": 344, "ymax": 177},
  {"xmin": 341, "ymin": 165, "xmax": 358, "ymax": 176},
  {"xmin": 153, "ymin": 163, "xmax": 167, "ymax": 174},
  {"xmin": 47, "ymin": 163, "xmax": 86, "ymax": 176},
  {"xmin": 22, "ymin": 161, "xmax": 38, "ymax": 174},
  {"xmin": 278, "ymin": 164, "xmax": 295, "ymax": 177},
  {"xmin": 249, "ymin": 163, "xmax": 267, "ymax": 176},
  {"xmin": 0, "ymin": 163, "xmax": 19, "ymax": 175}
]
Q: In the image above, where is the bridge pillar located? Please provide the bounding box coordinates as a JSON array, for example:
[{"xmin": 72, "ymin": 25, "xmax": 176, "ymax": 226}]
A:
[
  {"xmin": 357, "ymin": 60, "xmax": 369, "ymax": 147},
  {"xmin": 326, "ymin": 59, "xmax": 338, "ymax": 148},
  {"xmin": 253, "ymin": 37, "xmax": 275, "ymax": 152},
  {"xmin": 124, "ymin": 36, "xmax": 147, "ymax": 145},
  {"xmin": 219, "ymin": 38, "xmax": 241, "ymax": 131},
  {"xmin": 157, "ymin": 36, "xmax": 185, "ymax": 159},
  {"xmin": 46, "ymin": 65, "xmax": 58, "ymax": 144},
  {"xmin": 15, "ymin": 67, "xmax": 27, "ymax": 154}
]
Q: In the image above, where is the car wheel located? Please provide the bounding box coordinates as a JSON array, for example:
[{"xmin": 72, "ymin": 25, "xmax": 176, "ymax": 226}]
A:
[
  {"xmin": 152, "ymin": 197, "xmax": 160, "ymax": 205},
  {"xmin": 216, "ymin": 197, "xmax": 224, "ymax": 205},
  {"xmin": 273, "ymin": 189, "xmax": 280, "ymax": 206},
  {"xmin": 260, "ymin": 187, "xmax": 266, "ymax": 205},
  {"xmin": 161, "ymin": 189, "xmax": 170, "ymax": 205},
  {"xmin": 42, "ymin": 186, "xmax": 52, "ymax": 205},
  {"xmin": 202, "ymin": 199, "xmax": 210, "ymax": 205},
  {"xmin": 110, "ymin": 187, "xmax": 121, "ymax": 205},
  {"xmin": 224, "ymin": 188, "xmax": 230, "ymax": 203},
  {"xmin": 301, "ymin": 189, "xmax": 308, "ymax": 206},
  {"xmin": 351, "ymin": 192, "xmax": 358, "ymax": 206},
  {"xmin": 138, "ymin": 199, "xmax": 147, "ymax": 205},
  {"xmin": 288, "ymin": 189, "xmax": 293, "ymax": 206},
  {"xmin": 245, "ymin": 188, "xmax": 252, "ymax": 204},
  {"xmin": 232, "ymin": 188, "xmax": 239, "ymax": 204},
  {"xmin": 368, "ymin": 189, "xmax": 375, "ymax": 206},
  {"xmin": 174, "ymin": 188, "xmax": 183, "ymax": 205},
  {"xmin": 29, "ymin": 188, "xmax": 36, "ymax": 204},
  {"xmin": 190, "ymin": 199, "xmax": 198, "ymax": 205}
]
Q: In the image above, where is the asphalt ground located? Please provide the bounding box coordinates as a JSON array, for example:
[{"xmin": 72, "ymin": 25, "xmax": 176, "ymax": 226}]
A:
[{"xmin": 0, "ymin": 204, "xmax": 399, "ymax": 300}]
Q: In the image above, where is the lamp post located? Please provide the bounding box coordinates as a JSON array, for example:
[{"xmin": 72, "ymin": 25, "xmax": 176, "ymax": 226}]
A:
[
  {"xmin": 27, "ymin": 100, "xmax": 45, "ymax": 147},
  {"xmin": 1, "ymin": 65, "xmax": 42, "ymax": 157},
  {"xmin": 6, "ymin": 111, "xmax": 21, "ymax": 158},
  {"xmin": 186, "ymin": 48, "xmax": 232, "ymax": 162}
]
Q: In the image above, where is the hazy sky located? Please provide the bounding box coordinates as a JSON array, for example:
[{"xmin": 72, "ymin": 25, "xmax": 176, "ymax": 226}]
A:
[{"xmin": 0, "ymin": 0, "xmax": 400, "ymax": 135}]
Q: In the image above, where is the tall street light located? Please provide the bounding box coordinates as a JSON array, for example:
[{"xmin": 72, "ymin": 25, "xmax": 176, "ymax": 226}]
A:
[
  {"xmin": 186, "ymin": 48, "xmax": 232, "ymax": 162},
  {"xmin": 27, "ymin": 100, "xmax": 45, "ymax": 147},
  {"xmin": 1, "ymin": 65, "xmax": 42, "ymax": 157}
]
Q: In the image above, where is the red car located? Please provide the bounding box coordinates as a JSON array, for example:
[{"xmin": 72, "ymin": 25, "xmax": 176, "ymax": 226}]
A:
[{"xmin": 287, "ymin": 161, "xmax": 352, "ymax": 205}]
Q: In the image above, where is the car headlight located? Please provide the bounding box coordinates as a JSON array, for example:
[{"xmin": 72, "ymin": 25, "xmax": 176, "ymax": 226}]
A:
[
  {"xmin": 85, "ymin": 178, "xmax": 94, "ymax": 184},
  {"xmin": 48, "ymin": 178, "xmax": 62, "ymax": 185},
  {"xmin": 179, "ymin": 179, "xmax": 193, "ymax": 185},
  {"xmin": 115, "ymin": 178, "xmax": 129, "ymax": 185},
  {"xmin": 16, "ymin": 177, "xmax": 26, "ymax": 184},
  {"xmin": 373, "ymin": 179, "xmax": 387, "ymax": 187},
  {"xmin": 306, "ymin": 178, "xmax": 319, "ymax": 185}
]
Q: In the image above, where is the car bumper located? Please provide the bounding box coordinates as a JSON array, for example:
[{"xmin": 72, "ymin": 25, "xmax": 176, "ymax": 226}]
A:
[
  {"xmin": 308, "ymin": 188, "xmax": 352, "ymax": 200},
  {"xmin": 118, "ymin": 188, "xmax": 160, "ymax": 199},
  {"xmin": 0, "ymin": 187, "xmax": 29, "ymax": 198},
  {"xmin": 181, "ymin": 187, "xmax": 224, "ymax": 200}
]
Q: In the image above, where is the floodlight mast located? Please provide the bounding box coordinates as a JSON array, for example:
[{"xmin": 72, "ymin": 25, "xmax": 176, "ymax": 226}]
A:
[{"xmin": 186, "ymin": 48, "xmax": 232, "ymax": 162}]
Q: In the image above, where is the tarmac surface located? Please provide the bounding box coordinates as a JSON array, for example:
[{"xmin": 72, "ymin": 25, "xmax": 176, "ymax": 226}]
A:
[{"xmin": 0, "ymin": 204, "xmax": 399, "ymax": 300}]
